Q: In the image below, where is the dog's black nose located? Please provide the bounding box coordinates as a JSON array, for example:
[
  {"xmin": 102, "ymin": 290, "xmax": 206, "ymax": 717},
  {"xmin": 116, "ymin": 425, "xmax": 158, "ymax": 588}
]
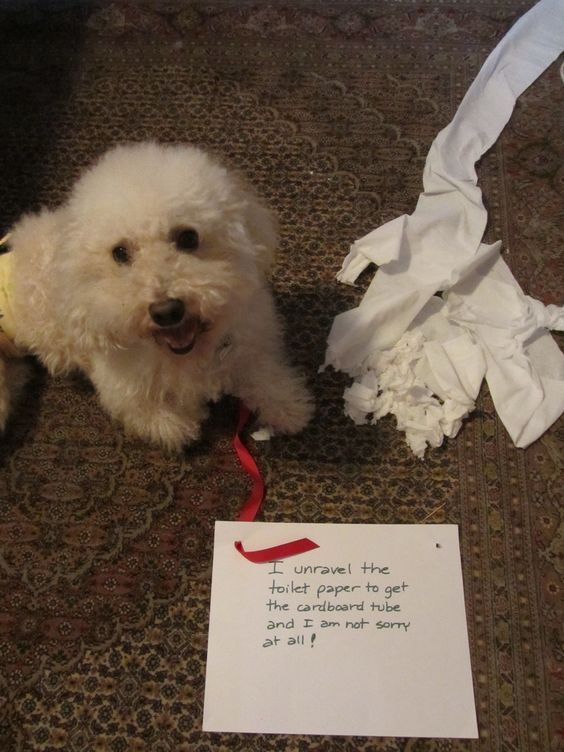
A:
[{"xmin": 149, "ymin": 298, "xmax": 185, "ymax": 328}]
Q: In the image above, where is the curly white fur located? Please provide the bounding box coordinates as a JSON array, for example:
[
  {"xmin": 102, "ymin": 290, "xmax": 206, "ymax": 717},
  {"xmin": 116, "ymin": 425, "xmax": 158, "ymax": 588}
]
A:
[{"xmin": 3, "ymin": 142, "xmax": 313, "ymax": 449}]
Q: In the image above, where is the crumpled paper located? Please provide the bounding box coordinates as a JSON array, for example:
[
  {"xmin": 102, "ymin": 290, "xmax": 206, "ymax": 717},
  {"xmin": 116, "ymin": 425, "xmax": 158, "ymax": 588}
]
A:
[{"xmin": 324, "ymin": 0, "xmax": 564, "ymax": 458}]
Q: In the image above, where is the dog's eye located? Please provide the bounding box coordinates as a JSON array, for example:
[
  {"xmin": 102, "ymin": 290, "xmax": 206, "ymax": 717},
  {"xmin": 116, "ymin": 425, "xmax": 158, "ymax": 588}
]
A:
[
  {"xmin": 112, "ymin": 245, "xmax": 131, "ymax": 265},
  {"xmin": 174, "ymin": 228, "xmax": 199, "ymax": 252}
]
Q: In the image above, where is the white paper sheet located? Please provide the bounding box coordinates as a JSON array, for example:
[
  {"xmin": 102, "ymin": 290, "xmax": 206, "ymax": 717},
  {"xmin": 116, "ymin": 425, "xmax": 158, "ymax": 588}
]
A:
[
  {"xmin": 324, "ymin": 0, "xmax": 564, "ymax": 457},
  {"xmin": 203, "ymin": 522, "xmax": 478, "ymax": 738}
]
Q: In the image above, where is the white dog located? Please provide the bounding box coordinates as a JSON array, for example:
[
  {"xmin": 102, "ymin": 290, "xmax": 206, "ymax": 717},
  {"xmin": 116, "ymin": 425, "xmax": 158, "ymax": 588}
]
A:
[{"xmin": 0, "ymin": 142, "xmax": 313, "ymax": 449}]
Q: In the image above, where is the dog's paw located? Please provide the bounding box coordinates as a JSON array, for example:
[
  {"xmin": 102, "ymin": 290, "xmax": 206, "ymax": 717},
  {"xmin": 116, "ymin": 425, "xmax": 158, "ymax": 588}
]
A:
[
  {"xmin": 123, "ymin": 409, "xmax": 202, "ymax": 452},
  {"xmin": 257, "ymin": 384, "xmax": 314, "ymax": 436},
  {"xmin": 154, "ymin": 418, "xmax": 202, "ymax": 452}
]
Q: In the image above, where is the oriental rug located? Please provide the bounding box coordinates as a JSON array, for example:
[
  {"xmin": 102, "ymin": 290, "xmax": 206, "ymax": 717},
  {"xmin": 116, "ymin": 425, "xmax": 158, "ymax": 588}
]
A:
[{"xmin": 0, "ymin": 2, "xmax": 562, "ymax": 750}]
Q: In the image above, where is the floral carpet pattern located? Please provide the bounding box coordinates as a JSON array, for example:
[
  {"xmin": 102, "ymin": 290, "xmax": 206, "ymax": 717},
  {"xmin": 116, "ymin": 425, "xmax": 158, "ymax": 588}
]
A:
[{"xmin": 0, "ymin": 1, "xmax": 562, "ymax": 750}]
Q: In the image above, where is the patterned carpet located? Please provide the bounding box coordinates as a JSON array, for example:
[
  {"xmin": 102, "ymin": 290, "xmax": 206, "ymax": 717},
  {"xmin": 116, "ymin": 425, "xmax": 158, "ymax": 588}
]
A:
[{"xmin": 0, "ymin": 1, "xmax": 562, "ymax": 750}]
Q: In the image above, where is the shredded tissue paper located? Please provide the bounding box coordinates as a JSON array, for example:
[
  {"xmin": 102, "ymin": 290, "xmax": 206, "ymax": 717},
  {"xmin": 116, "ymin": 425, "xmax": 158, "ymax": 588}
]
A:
[{"xmin": 323, "ymin": 0, "xmax": 564, "ymax": 458}]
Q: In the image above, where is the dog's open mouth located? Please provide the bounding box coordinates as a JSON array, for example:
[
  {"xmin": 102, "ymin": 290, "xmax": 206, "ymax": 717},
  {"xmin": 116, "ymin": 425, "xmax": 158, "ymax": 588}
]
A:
[{"xmin": 153, "ymin": 317, "xmax": 209, "ymax": 355}]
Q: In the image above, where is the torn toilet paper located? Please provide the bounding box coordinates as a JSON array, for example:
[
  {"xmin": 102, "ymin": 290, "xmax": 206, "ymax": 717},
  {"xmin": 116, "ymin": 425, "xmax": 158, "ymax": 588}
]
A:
[{"xmin": 324, "ymin": 0, "xmax": 564, "ymax": 458}]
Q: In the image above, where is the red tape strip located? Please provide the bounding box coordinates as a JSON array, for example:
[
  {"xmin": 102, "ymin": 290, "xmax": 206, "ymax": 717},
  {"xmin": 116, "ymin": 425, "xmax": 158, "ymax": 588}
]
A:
[
  {"xmin": 232, "ymin": 404, "xmax": 265, "ymax": 522},
  {"xmin": 234, "ymin": 538, "xmax": 320, "ymax": 563},
  {"xmin": 232, "ymin": 403, "xmax": 319, "ymax": 562}
]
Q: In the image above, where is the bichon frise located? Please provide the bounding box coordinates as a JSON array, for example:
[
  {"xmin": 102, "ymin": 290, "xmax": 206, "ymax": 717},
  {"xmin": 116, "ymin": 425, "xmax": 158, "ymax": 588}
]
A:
[{"xmin": 0, "ymin": 142, "xmax": 313, "ymax": 449}]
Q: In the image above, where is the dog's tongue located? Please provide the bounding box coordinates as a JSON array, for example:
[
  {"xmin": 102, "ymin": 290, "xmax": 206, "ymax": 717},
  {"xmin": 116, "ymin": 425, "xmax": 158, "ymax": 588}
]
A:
[{"xmin": 156, "ymin": 318, "xmax": 201, "ymax": 355}]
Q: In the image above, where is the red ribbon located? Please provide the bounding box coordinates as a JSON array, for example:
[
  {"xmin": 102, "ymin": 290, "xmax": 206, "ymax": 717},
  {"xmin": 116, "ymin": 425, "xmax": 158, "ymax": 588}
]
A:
[
  {"xmin": 235, "ymin": 538, "xmax": 319, "ymax": 563},
  {"xmin": 232, "ymin": 403, "xmax": 319, "ymax": 563},
  {"xmin": 233, "ymin": 404, "xmax": 265, "ymax": 523}
]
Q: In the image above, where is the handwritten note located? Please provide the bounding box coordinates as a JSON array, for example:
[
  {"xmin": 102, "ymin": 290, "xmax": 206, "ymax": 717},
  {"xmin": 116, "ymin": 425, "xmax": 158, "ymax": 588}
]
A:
[{"xmin": 203, "ymin": 522, "xmax": 478, "ymax": 738}]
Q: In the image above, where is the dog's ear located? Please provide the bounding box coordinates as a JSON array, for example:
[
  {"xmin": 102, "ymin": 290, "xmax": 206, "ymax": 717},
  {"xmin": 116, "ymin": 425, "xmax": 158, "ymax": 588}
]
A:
[
  {"xmin": 234, "ymin": 181, "xmax": 279, "ymax": 277},
  {"xmin": 7, "ymin": 207, "xmax": 72, "ymax": 373},
  {"xmin": 9, "ymin": 207, "xmax": 63, "ymax": 267}
]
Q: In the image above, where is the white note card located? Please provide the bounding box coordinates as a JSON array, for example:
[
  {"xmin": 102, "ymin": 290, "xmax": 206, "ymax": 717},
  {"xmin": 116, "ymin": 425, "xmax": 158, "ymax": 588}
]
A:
[{"xmin": 203, "ymin": 522, "xmax": 478, "ymax": 738}]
